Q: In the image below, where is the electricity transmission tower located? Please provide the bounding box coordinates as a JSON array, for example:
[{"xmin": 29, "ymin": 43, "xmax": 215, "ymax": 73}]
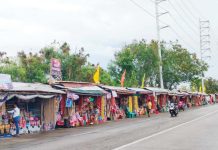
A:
[
  {"xmin": 199, "ymin": 20, "xmax": 210, "ymax": 93},
  {"xmin": 155, "ymin": 0, "xmax": 168, "ymax": 89}
]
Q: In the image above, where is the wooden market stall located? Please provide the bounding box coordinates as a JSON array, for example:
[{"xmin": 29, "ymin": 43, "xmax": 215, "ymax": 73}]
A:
[
  {"xmin": 144, "ymin": 87, "xmax": 169, "ymax": 113},
  {"xmin": 188, "ymin": 92, "xmax": 207, "ymax": 107},
  {"xmin": 0, "ymin": 82, "xmax": 65, "ymax": 135},
  {"xmin": 52, "ymin": 81, "xmax": 109, "ymax": 127},
  {"xmin": 127, "ymin": 87, "xmax": 153, "ymax": 116},
  {"xmin": 99, "ymin": 85, "xmax": 136, "ymax": 120}
]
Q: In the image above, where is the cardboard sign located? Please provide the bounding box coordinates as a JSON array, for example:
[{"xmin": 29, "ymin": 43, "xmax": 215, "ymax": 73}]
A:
[{"xmin": 0, "ymin": 74, "xmax": 13, "ymax": 90}]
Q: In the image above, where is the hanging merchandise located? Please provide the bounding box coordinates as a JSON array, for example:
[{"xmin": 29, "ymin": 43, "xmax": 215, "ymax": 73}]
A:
[
  {"xmin": 67, "ymin": 92, "xmax": 79, "ymax": 100},
  {"xmin": 112, "ymin": 91, "xmax": 117, "ymax": 98},
  {"xmin": 101, "ymin": 97, "xmax": 105, "ymax": 121},
  {"xmin": 84, "ymin": 97, "xmax": 90, "ymax": 103},
  {"xmin": 106, "ymin": 93, "xmax": 112, "ymax": 99},
  {"xmin": 66, "ymin": 98, "xmax": 73, "ymax": 108},
  {"xmin": 89, "ymin": 97, "xmax": 94, "ymax": 102}
]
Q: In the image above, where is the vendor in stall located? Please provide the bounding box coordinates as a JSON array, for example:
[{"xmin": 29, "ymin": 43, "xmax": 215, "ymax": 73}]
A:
[{"xmin": 8, "ymin": 103, "xmax": 20, "ymax": 137}]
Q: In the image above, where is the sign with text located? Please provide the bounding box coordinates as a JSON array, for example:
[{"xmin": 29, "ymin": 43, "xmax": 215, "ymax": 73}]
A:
[{"xmin": 50, "ymin": 58, "xmax": 62, "ymax": 81}]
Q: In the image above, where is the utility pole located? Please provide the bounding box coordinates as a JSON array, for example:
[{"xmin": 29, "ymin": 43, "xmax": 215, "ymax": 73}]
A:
[
  {"xmin": 199, "ymin": 20, "xmax": 210, "ymax": 93},
  {"xmin": 155, "ymin": 0, "xmax": 168, "ymax": 89}
]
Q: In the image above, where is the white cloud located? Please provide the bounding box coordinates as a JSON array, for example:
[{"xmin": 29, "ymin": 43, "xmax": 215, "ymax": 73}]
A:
[{"xmin": 1, "ymin": 0, "xmax": 83, "ymax": 13}]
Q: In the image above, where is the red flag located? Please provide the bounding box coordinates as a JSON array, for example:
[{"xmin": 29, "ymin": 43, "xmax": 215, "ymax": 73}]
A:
[{"xmin": 120, "ymin": 69, "xmax": 126, "ymax": 87}]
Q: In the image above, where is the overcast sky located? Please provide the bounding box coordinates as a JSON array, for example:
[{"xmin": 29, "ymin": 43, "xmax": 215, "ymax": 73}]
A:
[{"xmin": 0, "ymin": 0, "xmax": 217, "ymax": 79}]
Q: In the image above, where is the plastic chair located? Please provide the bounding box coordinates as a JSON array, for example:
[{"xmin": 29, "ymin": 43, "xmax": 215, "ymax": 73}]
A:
[{"xmin": 125, "ymin": 107, "xmax": 136, "ymax": 118}]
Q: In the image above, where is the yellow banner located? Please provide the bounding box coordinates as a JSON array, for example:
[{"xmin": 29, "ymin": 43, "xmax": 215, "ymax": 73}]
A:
[
  {"xmin": 128, "ymin": 96, "xmax": 133, "ymax": 112},
  {"xmin": 134, "ymin": 96, "xmax": 139, "ymax": 112}
]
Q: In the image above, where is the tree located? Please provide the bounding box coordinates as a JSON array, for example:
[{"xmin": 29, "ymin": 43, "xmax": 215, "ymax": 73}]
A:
[
  {"xmin": 0, "ymin": 51, "xmax": 26, "ymax": 82},
  {"xmin": 205, "ymin": 78, "xmax": 218, "ymax": 94},
  {"xmin": 108, "ymin": 40, "xmax": 159, "ymax": 87},
  {"xmin": 0, "ymin": 42, "xmax": 91, "ymax": 83},
  {"xmin": 162, "ymin": 42, "xmax": 208, "ymax": 89},
  {"xmin": 17, "ymin": 51, "xmax": 48, "ymax": 83},
  {"xmin": 108, "ymin": 40, "xmax": 209, "ymax": 89}
]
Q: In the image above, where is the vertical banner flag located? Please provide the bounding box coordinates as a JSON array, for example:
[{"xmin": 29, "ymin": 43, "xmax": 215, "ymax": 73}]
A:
[
  {"xmin": 128, "ymin": 96, "xmax": 133, "ymax": 113},
  {"xmin": 93, "ymin": 65, "xmax": 100, "ymax": 84},
  {"xmin": 199, "ymin": 86, "xmax": 202, "ymax": 93},
  {"xmin": 141, "ymin": 73, "xmax": 146, "ymax": 88},
  {"xmin": 50, "ymin": 58, "xmax": 62, "ymax": 81},
  {"xmin": 120, "ymin": 69, "xmax": 126, "ymax": 87},
  {"xmin": 203, "ymin": 86, "xmax": 206, "ymax": 93},
  {"xmin": 134, "ymin": 96, "xmax": 139, "ymax": 112}
]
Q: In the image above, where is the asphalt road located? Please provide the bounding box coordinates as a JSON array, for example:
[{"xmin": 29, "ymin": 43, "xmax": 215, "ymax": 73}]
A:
[{"xmin": 1, "ymin": 105, "xmax": 218, "ymax": 150}]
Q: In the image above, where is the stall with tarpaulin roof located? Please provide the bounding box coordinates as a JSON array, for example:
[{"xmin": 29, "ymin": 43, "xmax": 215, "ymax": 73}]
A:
[
  {"xmin": 210, "ymin": 94, "xmax": 216, "ymax": 103},
  {"xmin": 127, "ymin": 87, "xmax": 153, "ymax": 116},
  {"xmin": 168, "ymin": 90, "xmax": 191, "ymax": 109},
  {"xmin": 188, "ymin": 92, "xmax": 208, "ymax": 107},
  {"xmin": 0, "ymin": 82, "xmax": 65, "ymax": 136},
  {"xmin": 144, "ymin": 87, "xmax": 169, "ymax": 113},
  {"xmin": 98, "ymin": 85, "xmax": 136, "ymax": 120},
  {"xmin": 52, "ymin": 81, "xmax": 108, "ymax": 127}
]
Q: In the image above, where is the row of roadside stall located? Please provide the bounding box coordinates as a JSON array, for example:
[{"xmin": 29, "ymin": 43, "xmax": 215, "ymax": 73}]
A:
[{"xmin": 0, "ymin": 81, "xmax": 217, "ymax": 136}]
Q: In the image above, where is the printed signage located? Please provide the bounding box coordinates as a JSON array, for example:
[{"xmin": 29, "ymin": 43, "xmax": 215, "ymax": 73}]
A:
[
  {"xmin": 50, "ymin": 58, "xmax": 62, "ymax": 81},
  {"xmin": 0, "ymin": 74, "xmax": 13, "ymax": 90}
]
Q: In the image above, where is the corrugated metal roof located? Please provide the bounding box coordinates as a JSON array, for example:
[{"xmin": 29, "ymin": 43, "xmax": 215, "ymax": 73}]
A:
[
  {"xmin": 3, "ymin": 82, "xmax": 65, "ymax": 94},
  {"xmin": 54, "ymin": 81, "xmax": 94, "ymax": 88},
  {"xmin": 144, "ymin": 87, "xmax": 169, "ymax": 94},
  {"xmin": 127, "ymin": 87, "xmax": 152, "ymax": 94},
  {"xmin": 99, "ymin": 85, "xmax": 135, "ymax": 95},
  {"xmin": 72, "ymin": 86, "xmax": 105, "ymax": 91},
  {"xmin": 188, "ymin": 92, "xmax": 208, "ymax": 96},
  {"xmin": 69, "ymin": 86, "xmax": 107, "ymax": 96},
  {"xmin": 168, "ymin": 90, "xmax": 188, "ymax": 96}
]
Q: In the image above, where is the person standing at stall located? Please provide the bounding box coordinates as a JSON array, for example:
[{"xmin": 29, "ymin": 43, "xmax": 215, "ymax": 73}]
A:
[
  {"xmin": 147, "ymin": 100, "xmax": 152, "ymax": 117},
  {"xmin": 8, "ymin": 103, "xmax": 20, "ymax": 136}
]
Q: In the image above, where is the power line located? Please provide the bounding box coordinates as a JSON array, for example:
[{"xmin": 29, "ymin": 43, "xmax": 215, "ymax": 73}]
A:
[
  {"xmin": 168, "ymin": 13, "xmax": 198, "ymax": 44},
  {"xmin": 168, "ymin": 0, "xmax": 199, "ymax": 35},
  {"xmin": 175, "ymin": 0, "xmax": 199, "ymax": 27},
  {"xmin": 149, "ymin": 0, "xmax": 198, "ymax": 44},
  {"xmin": 150, "ymin": 0, "xmax": 167, "ymax": 12},
  {"xmin": 128, "ymin": 0, "xmax": 168, "ymax": 25},
  {"xmin": 128, "ymin": 0, "xmax": 155, "ymax": 18},
  {"xmin": 170, "ymin": 27, "xmax": 196, "ymax": 51},
  {"xmin": 189, "ymin": 0, "xmax": 206, "ymax": 19},
  {"xmin": 129, "ymin": 0, "xmax": 196, "ymax": 52},
  {"xmin": 178, "ymin": 0, "xmax": 198, "ymax": 20}
]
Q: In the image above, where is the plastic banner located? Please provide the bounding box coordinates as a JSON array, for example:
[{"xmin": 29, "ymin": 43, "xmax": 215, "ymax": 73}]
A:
[
  {"xmin": 50, "ymin": 58, "xmax": 62, "ymax": 81},
  {"xmin": 134, "ymin": 96, "xmax": 139, "ymax": 112},
  {"xmin": 128, "ymin": 96, "xmax": 133, "ymax": 112},
  {"xmin": 0, "ymin": 74, "xmax": 13, "ymax": 90}
]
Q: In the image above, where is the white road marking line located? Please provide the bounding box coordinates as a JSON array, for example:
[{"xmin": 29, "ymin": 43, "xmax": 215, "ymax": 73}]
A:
[{"xmin": 113, "ymin": 109, "xmax": 218, "ymax": 150}]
